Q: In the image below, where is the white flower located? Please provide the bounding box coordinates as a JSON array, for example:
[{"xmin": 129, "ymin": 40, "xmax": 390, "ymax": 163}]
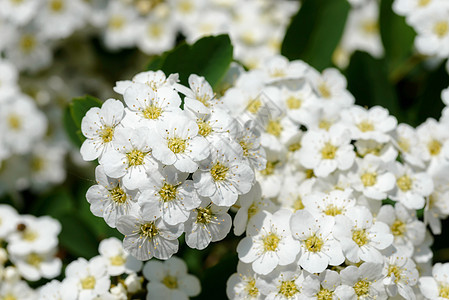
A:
[
  {"xmin": 388, "ymin": 161, "xmax": 434, "ymax": 210},
  {"xmin": 86, "ymin": 165, "xmax": 139, "ymax": 228},
  {"xmin": 298, "ymin": 125, "xmax": 355, "ymax": 177},
  {"xmin": 137, "ymin": 15, "xmax": 177, "ymax": 55},
  {"xmin": 116, "ymin": 213, "xmax": 182, "ymax": 261},
  {"xmin": 98, "ymin": 237, "xmax": 142, "ymax": 276},
  {"xmin": 0, "ymin": 0, "xmax": 39, "ymax": 25},
  {"xmin": 233, "ymin": 120, "xmax": 266, "ymax": 171},
  {"xmin": 348, "ymin": 156, "xmax": 396, "ymax": 200},
  {"xmin": 383, "ymin": 252, "xmax": 419, "ymax": 299},
  {"xmin": 393, "ymin": 123, "xmax": 425, "ymax": 168},
  {"xmin": 28, "ymin": 143, "xmax": 67, "ymax": 189},
  {"xmin": 150, "ymin": 112, "xmax": 209, "ymax": 172},
  {"xmin": 341, "ymin": 105, "xmax": 398, "ymax": 143},
  {"xmin": 377, "ymin": 204, "xmax": 426, "ymax": 257},
  {"xmin": 184, "ymin": 198, "xmax": 232, "ymax": 250},
  {"xmin": 101, "ymin": 127, "xmax": 157, "ymax": 190},
  {"xmin": 335, "ymin": 262, "xmax": 387, "ymax": 300},
  {"xmin": 0, "ymin": 204, "xmax": 19, "ymax": 239},
  {"xmin": 38, "ymin": 279, "xmax": 77, "ymax": 300},
  {"xmin": 302, "ymin": 189, "xmax": 356, "ymax": 219},
  {"xmin": 290, "ymin": 209, "xmax": 344, "ymax": 273},
  {"xmin": 308, "ymin": 68, "xmax": 355, "ymax": 109},
  {"xmin": 393, "ymin": 0, "xmax": 442, "ymax": 16},
  {"xmin": 64, "ymin": 257, "xmax": 111, "ymax": 300},
  {"xmin": 237, "ymin": 209, "xmax": 299, "ymax": 275},
  {"xmin": 333, "ymin": 206, "xmax": 393, "ymax": 263},
  {"xmin": 227, "ymin": 261, "xmax": 263, "ymax": 300},
  {"xmin": 409, "ymin": 4, "xmax": 449, "ymax": 58},
  {"xmin": 114, "ymin": 70, "xmax": 178, "ymax": 95},
  {"xmin": 143, "ymin": 256, "xmax": 201, "ymax": 300},
  {"xmin": 419, "ymin": 262, "xmax": 449, "ymax": 300},
  {"xmin": 257, "ymin": 265, "xmax": 303, "ymax": 300},
  {"xmin": 416, "ymin": 118, "xmax": 449, "ymax": 163},
  {"xmin": 138, "ymin": 166, "xmax": 200, "ymax": 225},
  {"xmin": 193, "ymin": 139, "xmax": 254, "ymax": 206},
  {"xmin": 80, "ymin": 99, "xmax": 125, "ymax": 161},
  {"xmin": 7, "ymin": 215, "xmax": 61, "ymax": 256},
  {"xmin": 10, "ymin": 249, "xmax": 62, "ymax": 282},
  {"xmin": 176, "ymin": 74, "xmax": 218, "ymax": 114},
  {"xmin": 122, "ymin": 82, "xmax": 181, "ymax": 128},
  {"xmin": 0, "ymin": 59, "xmax": 19, "ymax": 102},
  {"xmin": 0, "ymin": 280, "xmax": 35, "ymax": 300},
  {"xmin": 301, "ymin": 269, "xmax": 341, "ymax": 299},
  {"xmin": 277, "ymin": 175, "xmax": 314, "ymax": 212}
]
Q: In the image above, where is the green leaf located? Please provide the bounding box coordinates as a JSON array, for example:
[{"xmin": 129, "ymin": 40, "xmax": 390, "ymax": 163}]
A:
[
  {"xmin": 63, "ymin": 106, "xmax": 83, "ymax": 148},
  {"xmin": 29, "ymin": 187, "xmax": 74, "ymax": 218},
  {"xmin": 345, "ymin": 51, "xmax": 403, "ymax": 121},
  {"xmin": 379, "ymin": 0, "xmax": 416, "ymax": 79},
  {"xmin": 70, "ymin": 95, "xmax": 103, "ymax": 129},
  {"xmin": 146, "ymin": 35, "xmax": 233, "ymax": 88},
  {"xmin": 58, "ymin": 213, "xmax": 99, "ymax": 259},
  {"xmin": 281, "ymin": 0, "xmax": 350, "ymax": 71}
]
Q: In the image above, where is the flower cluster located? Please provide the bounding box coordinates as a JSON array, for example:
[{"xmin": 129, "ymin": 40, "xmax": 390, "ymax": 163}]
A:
[
  {"xmin": 38, "ymin": 237, "xmax": 200, "ymax": 300},
  {"xmin": 0, "ymin": 204, "xmax": 62, "ymax": 299},
  {"xmin": 0, "ymin": 0, "xmax": 298, "ymax": 72},
  {"xmin": 393, "ymin": 0, "xmax": 449, "ymax": 66},
  {"xmin": 82, "ymin": 70, "xmax": 263, "ymax": 260},
  {"xmin": 215, "ymin": 54, "xmax": 449, "ymax": 299},
  {"xmin": 0, "ymin": 58, "xmax": 66, "ymax": 193}
]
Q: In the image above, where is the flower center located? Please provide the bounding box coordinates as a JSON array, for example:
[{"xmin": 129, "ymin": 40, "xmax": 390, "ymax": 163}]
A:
[
  {"xmin": 168, "ymin": 137, "xmax": 186, "ymax": 154},
  {"xmin": 245, "ymin": 279, "xmax": 259, "ymax": 297},
  {"xmin": 2, "ymin": 294, "xmax": 17, "ymax": 300},
  {"xmin": 362, "ymin": 20, "xmax": 379, "ymax": 34},
  {"xmin": 305, "ymin": 235, "xmax": 323, "ymax": 252},
  {"xmin": 147, "ymin": 24, "xmax": 163, "ymax": 37},
  {"xmin": 159, "ymin": 183, "xmax": 178, "ymax": 202},
  {"xmin": 352, "ymin": 229, "xmax": 369, "ymax": 246},
  {"xmin": 266, "ymin": 119, "xmax": 283, "ymax": 137},
  {"xmin": 354, "ymin": 280, "xmax": 370, "ymax": 297},
  {"xmin": 23, "ymin": 229, "xmax": 38, "ymax": 242},
  {"xmin": 26, "ymin": 253, "xmax": 43, "ymax": 267},
  {"xmin": 288, "ymin": 142, "xmax": 301, "ymax": 152},
  {"xmin": 286, "ymin": 96, "xmax": 302, "ymax": 109},
  {"xmin": 317, "ymin": 288, "xmax": 333, "ymax": 300},
  {"xmin": 319, "ymin": 120, "xmax": 332, "ymax": 130},
  {"xmin": 279, "ymin": 281, "xmax": 299, "ymax": 298},
  {"xmin": 357, "ymin": 120, "xmax": 374, "ymax": 132},
  {"xmin": 49, "ymin": 0, "xmax": 64, "ymax": 12},
  {"xmin": 210, "ymin": 162, "xmax": 228, "ymax": 181},
  {"xmin": 428, "ymin": 139, "xmax": 442, "ymax": 156},
  {"xmin": 398, "ymin": 138, "xmax": 410, "ymax": 152},
  {"xmin": 110, "ymin": 255, "xmax": 126, "ymax": 266},
  {"xmin": 439, "ymin": 284, "xmax": 449, "ymax": 298},
  {"xmin": 324, "ymin": 204, "xmax": 342, "ymax": 216},
  {"xmin": 31, "ymin": 157, "xmax": 45, "ymax": 172},
  {"xmin": 397, "ymin": 175, "xmax": 413, "ymax": 192},
  {"xmin": 418, "ymin": 0, "xmax": 431, "ymax": 6},
  {"xmin": 7, "ymin": 114, "xmax": 21, "ymax": 130},
  {"xmin": 109, "ymin": 15, "xmax": 125, "ymax": 30},
  {"xmin": 143, "ymin": 104, "xmax": 162, "ymax": 119},
  {"xmin": 140, "ymin": 222, "xmax": 159, "ymax": 239},
  {"xmin": 196, "ymin": 207, "xmax": 213, "ymax": 224},
  {"xmin": 247, "ymin": 204, "xmax": 258, "ymax": 219},
  {"xmin": 110, "ymin": 186, "xmax": 127, "ymax": 204},
  {"xmin": 293, "ymin": 196, "xmax": 304, "ymax": 211},
  {"xmin": 260, "ymin": 161, "xmax": 276, "ymax": 176},
  {"xmin": 391, "ymin": 220, "xmax": 406, "ymax": 237},
  {"xmin": 263, "ymin": 233, "xmax": 280, "ymax": 252},
  {"xmin": 126, "ymin": 149, "xmax": 145, "ymax": 166},
  {"xmin": 20, "ymin": 34, "xmax": 36, "ymax": 53},
  {"xmin": 81, "ymin": 276, "xmax": 96, "ymax": 289},
  {"xmin": 387, "ymin": 264, "xmax": 402, "ymax": 283},
  {"xmin": 247, "ymin": 99, "xmax": 262, "ymax": 114},
  {"xmin": 100, "ymin": 126, "xmax": 114, "ymax": 143},
  {"xmin": 434, "ymin": 21, "xmax": 449, "ymax": 38},
  {"xmin": 321, "ymin": 142, "xmax": 337, "ymax": 159},
  {"xmin": 361, "ymin": 172, "xmax": 377, "ymax": 187},
  {"xmin": 197, "ymin": 120, "xmax": 212, "ymax": 137},
  {"xmin": 239, "ymin": 140, "xmax": 253, "ymax": 157},
  {"xmin": 162, "ymin": 275, "xmax": 178, "ymax": 289},
  {"xmin": 318, "ymin": 83, "xmax": 331, "ymax": 99}
]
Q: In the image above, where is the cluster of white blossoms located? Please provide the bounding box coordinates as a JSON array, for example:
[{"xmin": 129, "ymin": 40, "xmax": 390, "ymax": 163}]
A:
[
  {"xmin": 79, "ymin": 53, "xmax": 449, "ymax": 299},
  {"xmin": 393, "ymin": 0, "xmax": 449, "ymax": 67},
  {"xmin": 81, "ymin": 70, "xmax": 261, "ymax": 261},
  {"xmin": 0, "ymin": 0, "xmax": 298, "ymax": 72},
  {"xmin": 37, "ymin": 237, "xmax": 200, "ymax": 300},
  {"xmin": 0, "ymin": 204, "xmax": 62, "ymax": 299},
  {"xmin": 0, "ymin": 59, "xmax": 66, "ymax": 193}
]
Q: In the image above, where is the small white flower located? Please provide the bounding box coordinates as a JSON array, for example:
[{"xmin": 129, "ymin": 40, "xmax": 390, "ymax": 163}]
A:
[
  {"xmin": 419, "ymin": 262, "xmax": 449, "ymax": 300},
  {"xmin": 98, "ymin": 237, "xmax": 142, "ymax": 276},
  {"xmin": 143, "ymin": 256, "xmax": 201, "ymax": 300},
  {"xmin": 383, "ymin": 252, "xmax": 419, "ymax": 299},
  {"xmin": 290, "ymin": 209, "xmax": 344, "ymax": 273},
  {"xmin": 10, "ymin": 249, "xmax": 62, "ymax": 282},
  {"xmin": 80, "ymin": 99, "xmax": 125, "ymax": 161},
  {"xmin": 226, "ymin": 262, "xmax": 263, "ymax": 300},
  {"xmin": 301, "ymin": 269, "xmax": 341, "ymax": 299},
  {"xmin": 184, "ymin": 198, "xmax": 232, "ymax": 250},
  {"xmin": 302, "ymin": 189, "xmax": 356, "ymax": 219},
  {"xmin": 237, "ymin": 209, "xmax": 300, "ymax": 275}
]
